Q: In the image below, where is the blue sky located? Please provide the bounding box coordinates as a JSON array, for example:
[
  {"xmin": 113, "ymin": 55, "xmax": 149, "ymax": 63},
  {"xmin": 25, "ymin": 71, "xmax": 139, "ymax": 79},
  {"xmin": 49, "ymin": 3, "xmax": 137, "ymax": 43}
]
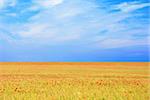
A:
[{"xmin": 0, "ymin": 0, "xmax": 149, "ymax": 62}]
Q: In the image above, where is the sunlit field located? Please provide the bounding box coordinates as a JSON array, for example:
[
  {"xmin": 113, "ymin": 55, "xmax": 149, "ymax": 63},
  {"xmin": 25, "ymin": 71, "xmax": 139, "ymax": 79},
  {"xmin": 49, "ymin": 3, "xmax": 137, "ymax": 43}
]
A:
[{"xmin": 0, "ymin": 62, "xmax": 149, "ymax": 100}]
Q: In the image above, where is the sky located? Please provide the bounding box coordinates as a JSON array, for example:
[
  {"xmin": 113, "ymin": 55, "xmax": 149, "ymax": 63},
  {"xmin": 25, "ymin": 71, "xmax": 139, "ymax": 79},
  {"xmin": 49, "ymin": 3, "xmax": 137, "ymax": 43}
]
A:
[{"xmin": 0, "ymin": 0, "xmax": 149, "ymax": 62}]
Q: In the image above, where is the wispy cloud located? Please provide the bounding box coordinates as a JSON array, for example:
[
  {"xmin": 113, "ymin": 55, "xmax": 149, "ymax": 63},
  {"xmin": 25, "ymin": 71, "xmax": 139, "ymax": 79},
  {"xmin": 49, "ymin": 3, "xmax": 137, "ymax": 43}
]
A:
[
  {"xmin": 0, "ymin": 0, "xmax": 149, "ymax": 61},
  {"xmin": 114, "ymin": 2, "xmax": 150, "ymax": 13},
  {"xmin": 33, "ymin": 0, "xmax": 63, "ymax": 7},
  {"xmin": 0, "ymin": 0, "xmax": 149, "ymax": 48},
  {"xmin": 0, "ymin": 0, "xmax": 5, "ymax": 9},
  {"xmin": 0, "ymin": 0, "xmax": 17, "ymax": 9}
]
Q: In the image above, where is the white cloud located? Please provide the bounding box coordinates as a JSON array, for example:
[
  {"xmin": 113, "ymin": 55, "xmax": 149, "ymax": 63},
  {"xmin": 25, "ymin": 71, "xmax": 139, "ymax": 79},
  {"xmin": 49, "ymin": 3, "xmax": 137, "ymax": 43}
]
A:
[
  {"xmin": 48, "ymin": 0, "xmax": 63, "ymax": 6},
  {"xmin": 0, "ymin": 0, "xmax": 149, "ymax": 48},
  {"xmin": 8, "ymin": 0, "xmax": 17, "ymax": 7},
  {"xmin": 114, "ymin": 2, "xmax": 150, "ymax": 12},
  {"xmin": 0, "ymin": 0, "xmax": 5, "ymax": 8},
  {"xmin": 0, "ymin": 0, "xmax": 17, "ymax": 9},
  {"xmin": 33, "ymin": 0, "xmax": 63, "ymax": 8},
  {"xmin": 19, "ymin": 24, "xmax": 50, "ymax": 38},
  {"xmin": 6, "ymin": 13, "xmax": 17, "ymax": 17},
  {"xmin": 14, "ymin": 0, "xmax": 99, "ymax": 43}
]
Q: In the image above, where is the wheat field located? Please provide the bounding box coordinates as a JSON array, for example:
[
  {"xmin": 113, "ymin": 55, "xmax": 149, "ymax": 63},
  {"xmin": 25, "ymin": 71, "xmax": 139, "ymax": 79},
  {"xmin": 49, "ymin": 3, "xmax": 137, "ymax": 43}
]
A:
[{"xmin": 0, "ymin": 62, "xmax": 149, "ymax": 100}]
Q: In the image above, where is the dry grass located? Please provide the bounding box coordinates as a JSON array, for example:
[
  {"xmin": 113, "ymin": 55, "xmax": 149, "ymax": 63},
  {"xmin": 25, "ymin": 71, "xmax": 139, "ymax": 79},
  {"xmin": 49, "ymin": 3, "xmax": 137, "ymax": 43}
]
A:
[{"xmin": 0, "ymin": 62, "xmax": 149, "ymax": 100}]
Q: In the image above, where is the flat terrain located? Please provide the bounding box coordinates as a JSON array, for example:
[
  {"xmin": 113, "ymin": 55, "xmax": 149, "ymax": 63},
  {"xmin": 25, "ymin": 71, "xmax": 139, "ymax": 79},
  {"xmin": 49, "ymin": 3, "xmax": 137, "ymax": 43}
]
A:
[{"xmin": 0, "ymin": 62, "xmax": 149, "ymax": 100}]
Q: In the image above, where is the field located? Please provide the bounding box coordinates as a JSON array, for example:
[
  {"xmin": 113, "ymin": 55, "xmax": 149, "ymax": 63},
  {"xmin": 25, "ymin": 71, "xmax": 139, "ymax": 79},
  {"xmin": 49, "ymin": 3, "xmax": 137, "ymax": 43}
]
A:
[{"xmin": 0, "ymin": 62, "xmax": 149, "ymax": 100}]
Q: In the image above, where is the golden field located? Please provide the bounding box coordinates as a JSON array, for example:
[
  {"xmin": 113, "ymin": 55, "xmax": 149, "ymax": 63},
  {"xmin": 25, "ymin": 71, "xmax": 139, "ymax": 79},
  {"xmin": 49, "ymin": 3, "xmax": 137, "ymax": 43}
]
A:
[{"xmin": 0, "ymin": 62, "xmax": 149, "ymax": 100}]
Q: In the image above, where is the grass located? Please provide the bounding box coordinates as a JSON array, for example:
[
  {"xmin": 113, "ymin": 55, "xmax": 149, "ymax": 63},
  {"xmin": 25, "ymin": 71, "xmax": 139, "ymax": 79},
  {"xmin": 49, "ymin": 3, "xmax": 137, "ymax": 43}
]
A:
[{"xmin": 0, "ymin": 62, "xmax": 149, "ymax": 100}]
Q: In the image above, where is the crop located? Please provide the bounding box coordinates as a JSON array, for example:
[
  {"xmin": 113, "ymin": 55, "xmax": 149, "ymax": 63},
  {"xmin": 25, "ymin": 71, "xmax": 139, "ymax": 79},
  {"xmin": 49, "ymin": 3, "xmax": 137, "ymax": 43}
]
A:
[{"xmin": 0, "ymin": 62, "xmax": 149, "ymax": 100}]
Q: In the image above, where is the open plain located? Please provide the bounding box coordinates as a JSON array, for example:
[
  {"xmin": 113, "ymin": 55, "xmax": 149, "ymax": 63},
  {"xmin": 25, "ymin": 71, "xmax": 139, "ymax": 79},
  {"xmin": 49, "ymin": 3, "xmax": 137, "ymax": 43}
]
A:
[{"xmin": 0, "ymin": 62, "xmax": 149, "ymax": 100}]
